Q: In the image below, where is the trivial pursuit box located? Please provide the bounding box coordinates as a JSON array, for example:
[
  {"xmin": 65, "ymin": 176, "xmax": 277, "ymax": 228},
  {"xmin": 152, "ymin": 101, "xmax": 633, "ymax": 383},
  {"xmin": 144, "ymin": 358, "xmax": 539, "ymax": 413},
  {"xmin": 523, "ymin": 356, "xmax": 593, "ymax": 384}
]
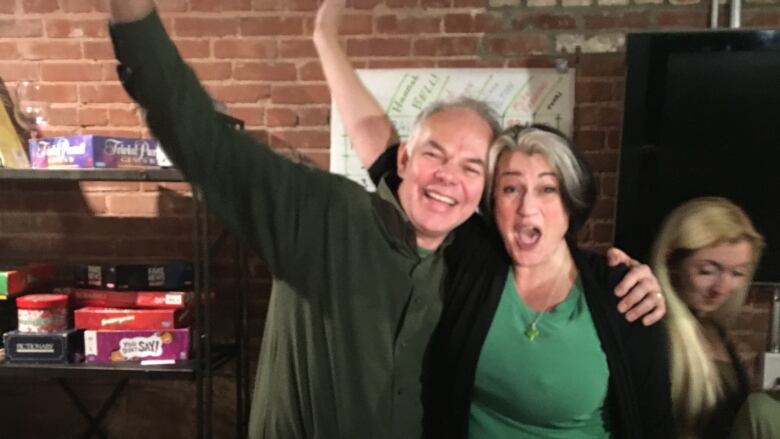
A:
[{"xmin": 28, "ymin": 135, "xmax": 159, "ymax": 169}]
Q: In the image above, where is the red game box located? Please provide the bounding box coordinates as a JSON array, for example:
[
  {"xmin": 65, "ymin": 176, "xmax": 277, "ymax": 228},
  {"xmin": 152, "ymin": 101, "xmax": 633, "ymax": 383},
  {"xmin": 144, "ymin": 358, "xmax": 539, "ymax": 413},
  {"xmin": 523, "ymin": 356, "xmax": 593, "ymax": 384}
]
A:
[
  {"xmin": 62, "ymin": 288, "xmax": 190, "ymax": 310},
  {"xmin": 74, "ymin": 307, "xmax": 191, "ymax": 330}
]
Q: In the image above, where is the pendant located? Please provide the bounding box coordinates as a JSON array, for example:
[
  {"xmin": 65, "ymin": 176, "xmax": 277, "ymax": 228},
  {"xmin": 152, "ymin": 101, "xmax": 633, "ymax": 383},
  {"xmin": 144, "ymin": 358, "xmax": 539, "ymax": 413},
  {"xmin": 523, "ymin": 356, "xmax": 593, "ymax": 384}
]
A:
[{"xmin": 524, "ymin": 322, "xmax": 540, "ymax": 341}]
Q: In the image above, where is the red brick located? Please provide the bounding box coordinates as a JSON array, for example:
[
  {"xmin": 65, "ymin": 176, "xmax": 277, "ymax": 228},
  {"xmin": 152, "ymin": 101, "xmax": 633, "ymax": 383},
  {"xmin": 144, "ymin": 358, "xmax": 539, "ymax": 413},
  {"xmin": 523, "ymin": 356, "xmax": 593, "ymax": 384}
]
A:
[
  {"xmin": 483, "ymin": 35, "xmax": 550, "ymax": 56},
  {"xmin": 297, "ymin": 61, "xmax": 324, "ymax": 81},
  {"xmin": 512, "ymin": 13, "xmax": 577, "ymax": 31},
  {"xmin": 423, "ymin": 0, "xmax": 450, "ymax": 6},
  {"xmin": 575, "ymin": 105, "xmax": 622, "ymax": 127},
  {"xmin": 347, "ymin": 38, "xmax": 411, "ymax": 57},
  {"xmin": 22, "ymin": 0, "xmax": 58, "ymax": 13},
  {"xmin": 367, "ymin": 59, "xmax": 436, "ymax": 68},
  {"xmin": 234, "ymin": 61, "xmax": 297, "ymax": 81},
  {"xmin": 298, "ymin": 108, "xmax": 329, "ymax": 126},
  {"xmin": 78, "ymin": 107, "xmax": 108, "ymax": 126},
  {"xmin": 0, "ymin": 19, "xmax": 43, "ymax": 37},
  {"xmin": 215, "ymin": 39, "xmax": 277, "ymax": 59},
  {"xmin": 376, "ymin": 15, "xmax": 441, "ymax": 34},
  {"xmin": 605, "ymin": 130, "xmax": 621, "ymax": 149},
  {"xmin": 45, "ymin": 19, "xmax": 106, "ymax": 38},
  {"xmin": 444, "ymin": 13, "xmax": 503, "ymax": 33},
  {"xmin": 84, "ymin": 41, "xmax": 114, "ymax": 60},
  {"xmin": 230, "ymin": 105, "xmax": 266, "ymax": 126},
  {"xmin": 339, "ymin": 15, "xmax": 373, "ymax": 35},
  {"xmin": 454, "ymin": 0, "xmax": 488, "ymax": 5},
  {"xmin": 590, "ymin": 198, "xmax": 615, "ymax": 220},
  {"xmin": 278, "ymin": 39, "xmax": 317, "ymax": 58},
  {"xmin": 269, "ymin": 129, "xmax": 330, "ymax": 149},
  {"xmin": 156, "ymin": 0, "xmax": 189, "ymax": 12},
  {"xmin": 190, "ymin": 61, "xmax": 233, "ymax": 81},
  {"xmin": 591, "ymin": 222, "xmax": 614, "ymax": 243},
  {"xmin": 17, "ymin": 41, "xmax": 82, "ymax": 60},
  {"xmin": 573, "ymin": 129, "xmax": 605, "ymax": 151},
  {"xmin": 42, "ymin": 62, "xmax": 102, "ymax": 81},
  {"xmin": 0, "ymin": 63, "xmax": 40, "ymax": 81},
  {"xmin": 108, "ymin": 107, "xmax": 143, "ymax": 126},
  {"xmin": 600, "ymin": 173, "xmax": 617, "ymax": 197},
  {"xmin": 190, "ymin": 0, "xmax": 252, "ymax": 11},
  {"xmin": 742, "ymin": 11, "xmax": 780, "ymax": 27},
  {"xmin": 266, "ymin": 108, "xmax": 298, "ymax": 127},
  {"xmin": 251, "ymin": 0, "xmax": 282, "ymax": 10},
  {"xmin": 584, "ymin": 150, "xmax": 619, "ymax": 173},
  {"xmin": 59, "ymin": 0, "xmax": 96, "ymax": 13},
  {"xmin": 414, "ymin": 36, "xmax": 480, "ymax": 56},
  {"xmin": 386, "ymin": 0, "xmax": 420, "ymax": 6},
  {"xmin": 583, "ymin": 12, "xmax": 650, "ymax": 30},
  {"xmin": 0, "ymin": 1, "xmax": 14, "ymax": 13},
  {"xmin": 174, "ymin": 17, "xmax": 239, "ymax": 38},
  {"xmin": 114, "ymin": 237, "xmax": 191, "ymax": 260},
  {"xmin": 576, "ymin": 80, "xmax": 613, "ymax": 103},
  {"xmin": 0, "ymin": 42, "xmax": 18, "ymax": 59},
  {"xmin": 208, "ymin": 83, "xmax": 271, "ymax": 104},
  {"xmin": 48, "ymin": 106, "xmax": 78, "ymax": 125},
  {"xmin": 105, "ymin": 193, "xmax": 163, "ymax": 217},
  {"xmin": 655, "ymin": 10, "xmax": 708, "ymax": 28},
  {"xmin": 271, "ymin": 84, "xmax": 330, "ymax": 105},
  {"xmin": 577, "ymin": 53, "xmax": 624, "ymax": 77},
  {"xmin": 34, "ymin": 83, "xmax": 79, "ymax": 104},
  {"xmin": 174, "ymin": 40, "xmax": 212, "ymax": 59},
  {"xmin": 79, "ymin": 84, "xmax": 132, "ymax": 104},
  {"xmin": 282, "ymin": 0, "xmax": 318, "ymax": 10},
  {"xmin": 240, "ymin": 16, "xmax": 305, "ymax": 36},
  {"xmin": 353, "ymin": 0, "xmax": 384, "ymax": 8}
]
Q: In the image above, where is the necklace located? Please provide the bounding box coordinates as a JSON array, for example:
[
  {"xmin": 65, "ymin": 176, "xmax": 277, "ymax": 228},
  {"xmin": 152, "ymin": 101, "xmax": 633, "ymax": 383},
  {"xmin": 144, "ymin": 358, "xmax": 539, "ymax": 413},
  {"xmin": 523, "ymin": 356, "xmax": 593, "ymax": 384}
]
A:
[{"xmin": 519, "ymin": 258, "xmax": 572, "ymax": 341}]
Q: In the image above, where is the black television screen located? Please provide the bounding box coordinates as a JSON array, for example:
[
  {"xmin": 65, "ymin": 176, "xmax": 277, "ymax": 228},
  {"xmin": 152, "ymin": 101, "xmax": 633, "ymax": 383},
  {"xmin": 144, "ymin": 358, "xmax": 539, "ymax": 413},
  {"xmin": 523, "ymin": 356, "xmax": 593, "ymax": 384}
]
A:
[{"xmin": 615, "ymin": 29, "xmax": 780, "ymax": 283}]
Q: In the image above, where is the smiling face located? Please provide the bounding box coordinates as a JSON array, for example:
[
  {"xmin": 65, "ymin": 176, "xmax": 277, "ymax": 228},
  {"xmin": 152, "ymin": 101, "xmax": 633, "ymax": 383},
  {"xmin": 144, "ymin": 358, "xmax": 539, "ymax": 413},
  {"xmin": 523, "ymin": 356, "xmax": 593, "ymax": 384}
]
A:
[
  {"xmin": 396, "ymin": 107, "xmax": 493, "ymax": 249},
  {"xmin": 492, "ymin": 151, "xmax": 570, "ymax": 268},
  {"xmin": 677, "ymin": 240, "xmax": 754, "ymax": 314}
]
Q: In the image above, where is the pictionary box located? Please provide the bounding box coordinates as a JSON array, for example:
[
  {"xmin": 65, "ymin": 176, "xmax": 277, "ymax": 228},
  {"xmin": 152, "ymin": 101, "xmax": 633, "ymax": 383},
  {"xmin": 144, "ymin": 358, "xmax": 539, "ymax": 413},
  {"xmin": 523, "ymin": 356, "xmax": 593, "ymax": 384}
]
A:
[
  {"xmin": 28, "ymin": 135, "xmax": 158, "ymax": 169},
  {"xmin": 3, "ymin": 329, "xmax": 84, "ymax": 363}
]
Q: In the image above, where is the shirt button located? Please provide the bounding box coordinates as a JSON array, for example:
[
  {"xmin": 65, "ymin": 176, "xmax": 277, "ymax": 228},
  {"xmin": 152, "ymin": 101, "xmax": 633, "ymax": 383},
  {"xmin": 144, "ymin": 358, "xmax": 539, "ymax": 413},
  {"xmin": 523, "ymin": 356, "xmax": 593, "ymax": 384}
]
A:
[
  {"xmin": 400, "ymin": 341, "xmax": 408, "ymax": 348},
  {"xmin": 396, "ymin": 388, "xmax": 403, "ymax": 396},
  {"xmin": 412, "ymin": 297, "xmax": 421, "ymax": 305}
]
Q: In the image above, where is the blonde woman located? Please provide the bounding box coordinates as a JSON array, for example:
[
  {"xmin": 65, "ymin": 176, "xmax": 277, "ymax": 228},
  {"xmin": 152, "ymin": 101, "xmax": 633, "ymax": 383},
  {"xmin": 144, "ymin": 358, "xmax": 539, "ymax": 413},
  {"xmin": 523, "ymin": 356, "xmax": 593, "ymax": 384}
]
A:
[{"xmin": 651, "ymin": 197, "xmax": 778, "ymax": 438}]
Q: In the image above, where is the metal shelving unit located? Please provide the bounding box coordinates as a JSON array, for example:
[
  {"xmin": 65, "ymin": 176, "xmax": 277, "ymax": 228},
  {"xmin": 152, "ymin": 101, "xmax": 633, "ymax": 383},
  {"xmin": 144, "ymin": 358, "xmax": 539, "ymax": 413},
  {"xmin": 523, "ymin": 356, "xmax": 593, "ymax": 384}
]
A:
[{"xmin": 0, "ymin": 167, "xmax": 248, "ymax": 439}]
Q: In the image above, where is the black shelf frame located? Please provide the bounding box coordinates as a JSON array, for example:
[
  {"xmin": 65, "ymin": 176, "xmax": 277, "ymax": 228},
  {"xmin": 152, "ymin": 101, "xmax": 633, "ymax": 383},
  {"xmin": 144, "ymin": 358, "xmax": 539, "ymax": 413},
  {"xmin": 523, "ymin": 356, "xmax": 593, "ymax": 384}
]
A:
[{"xmin": 0, "ymin": 167, "xmax": 248, "ymax": 439}]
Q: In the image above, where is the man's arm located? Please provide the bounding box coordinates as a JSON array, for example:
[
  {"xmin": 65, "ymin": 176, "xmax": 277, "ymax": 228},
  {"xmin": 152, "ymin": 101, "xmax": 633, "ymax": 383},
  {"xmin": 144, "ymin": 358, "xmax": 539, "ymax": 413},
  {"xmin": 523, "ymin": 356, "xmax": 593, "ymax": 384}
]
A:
[
  {"xmin": 107, "ymin": 2, "xmax": 353, "ymax": 282},
  {"xmin": 607, "ymin": 247, "xmax": 666, "ymax": 325},
  {"xmin": 313, "ymin": 0, "xmax": 398, "ymax": 168}
]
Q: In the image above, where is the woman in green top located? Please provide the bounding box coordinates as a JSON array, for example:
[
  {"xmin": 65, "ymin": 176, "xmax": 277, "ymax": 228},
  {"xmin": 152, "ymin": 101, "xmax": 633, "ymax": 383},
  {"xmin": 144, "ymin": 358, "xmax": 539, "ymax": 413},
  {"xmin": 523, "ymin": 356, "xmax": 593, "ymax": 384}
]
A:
[{"xmin": 650, "ymin": 197, "xmax": 780, "ymax": 438}]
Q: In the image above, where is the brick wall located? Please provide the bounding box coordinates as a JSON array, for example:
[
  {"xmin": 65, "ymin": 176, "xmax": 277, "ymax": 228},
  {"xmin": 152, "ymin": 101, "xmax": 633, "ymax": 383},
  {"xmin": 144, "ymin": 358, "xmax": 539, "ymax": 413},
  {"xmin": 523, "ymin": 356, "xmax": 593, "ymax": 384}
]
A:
[{"xmin": 0, "ymin": 0, "xmax": 778, "ymax": 437}]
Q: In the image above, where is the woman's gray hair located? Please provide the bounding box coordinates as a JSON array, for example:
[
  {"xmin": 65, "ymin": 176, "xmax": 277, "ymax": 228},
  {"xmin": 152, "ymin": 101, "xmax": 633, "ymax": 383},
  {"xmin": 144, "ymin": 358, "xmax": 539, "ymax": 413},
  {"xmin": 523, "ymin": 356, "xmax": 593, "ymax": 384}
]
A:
[
  {"xmin": 405, "ymin": 96, "xmax": 501, "ymax": 153},
  {"xmin": 485, "ymin": 124, "xmax": 596, "ymax": 239}
]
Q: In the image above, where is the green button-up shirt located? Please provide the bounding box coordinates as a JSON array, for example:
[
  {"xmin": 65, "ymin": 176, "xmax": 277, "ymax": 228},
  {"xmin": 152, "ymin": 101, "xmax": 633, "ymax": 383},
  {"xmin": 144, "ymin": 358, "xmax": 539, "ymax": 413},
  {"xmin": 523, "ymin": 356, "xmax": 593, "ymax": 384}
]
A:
[{"xmin": 110, "ymin": 11, "xmax": 448, "ymax": 439}]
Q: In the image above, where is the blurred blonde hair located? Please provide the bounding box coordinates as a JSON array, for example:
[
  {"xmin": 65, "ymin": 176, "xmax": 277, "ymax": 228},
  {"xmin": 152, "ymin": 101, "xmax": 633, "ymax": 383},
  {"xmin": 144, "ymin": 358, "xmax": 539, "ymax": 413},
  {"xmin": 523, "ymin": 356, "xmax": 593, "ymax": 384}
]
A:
[{"xmin": 650, "ymin": 197, "xmax": 764, "ymax": 437}]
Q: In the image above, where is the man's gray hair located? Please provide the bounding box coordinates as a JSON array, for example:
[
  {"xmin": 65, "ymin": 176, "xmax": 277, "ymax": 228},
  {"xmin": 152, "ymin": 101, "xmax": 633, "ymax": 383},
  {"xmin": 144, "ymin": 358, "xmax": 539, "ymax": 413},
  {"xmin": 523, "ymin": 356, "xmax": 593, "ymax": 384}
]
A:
[{"xmin": 405, "ymin": 96, "xmax": 501, "ymax": 153}]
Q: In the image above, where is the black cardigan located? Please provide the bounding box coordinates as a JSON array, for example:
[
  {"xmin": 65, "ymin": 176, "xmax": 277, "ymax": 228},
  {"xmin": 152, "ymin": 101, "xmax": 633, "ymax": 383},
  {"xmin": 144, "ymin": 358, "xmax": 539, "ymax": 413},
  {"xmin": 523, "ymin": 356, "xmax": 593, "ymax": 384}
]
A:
[
  {"xmin": 368, "ymin": 146, "xmax": 675, "ymax": 438},
  {"xmin": 423, "ymin": 215, "xmax": 675, "ymax": 438}
]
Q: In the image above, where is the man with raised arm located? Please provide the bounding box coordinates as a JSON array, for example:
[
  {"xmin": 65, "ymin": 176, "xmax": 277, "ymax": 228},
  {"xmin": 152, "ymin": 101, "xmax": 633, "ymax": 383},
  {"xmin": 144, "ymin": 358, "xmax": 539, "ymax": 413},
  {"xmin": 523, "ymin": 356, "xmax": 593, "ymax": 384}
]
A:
[{"xmin": 107, "ymin": 1, "xmax": 665, "ymax": 438}]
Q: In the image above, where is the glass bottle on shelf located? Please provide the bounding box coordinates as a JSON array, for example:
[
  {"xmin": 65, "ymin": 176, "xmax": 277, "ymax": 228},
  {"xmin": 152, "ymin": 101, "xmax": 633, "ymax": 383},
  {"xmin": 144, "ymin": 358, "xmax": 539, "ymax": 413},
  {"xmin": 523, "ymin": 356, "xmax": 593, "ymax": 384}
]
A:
[{"xmin": 14, "ymin": 80, "xmax": 49, "ymax": 139}]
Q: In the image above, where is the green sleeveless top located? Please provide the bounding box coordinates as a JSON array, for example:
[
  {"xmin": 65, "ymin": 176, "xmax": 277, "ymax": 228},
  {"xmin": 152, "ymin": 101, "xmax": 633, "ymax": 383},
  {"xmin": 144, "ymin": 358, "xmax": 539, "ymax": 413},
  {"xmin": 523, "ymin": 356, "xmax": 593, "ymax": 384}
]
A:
[{"xmin": 469, "ymin": 272, "xmax": 612, "ymax": 438}]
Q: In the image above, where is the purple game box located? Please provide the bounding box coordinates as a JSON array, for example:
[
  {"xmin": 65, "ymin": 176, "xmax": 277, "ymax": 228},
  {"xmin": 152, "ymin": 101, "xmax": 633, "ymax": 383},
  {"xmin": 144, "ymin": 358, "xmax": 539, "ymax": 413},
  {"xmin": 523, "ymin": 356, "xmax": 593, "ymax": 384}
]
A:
[
  {"xmin": 28, "ymin": 135, "xmax": 159, "ymax": 169},
  {"xmin": 84, "ymin": 328, "xmax": 190, "ymax": 363}
]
